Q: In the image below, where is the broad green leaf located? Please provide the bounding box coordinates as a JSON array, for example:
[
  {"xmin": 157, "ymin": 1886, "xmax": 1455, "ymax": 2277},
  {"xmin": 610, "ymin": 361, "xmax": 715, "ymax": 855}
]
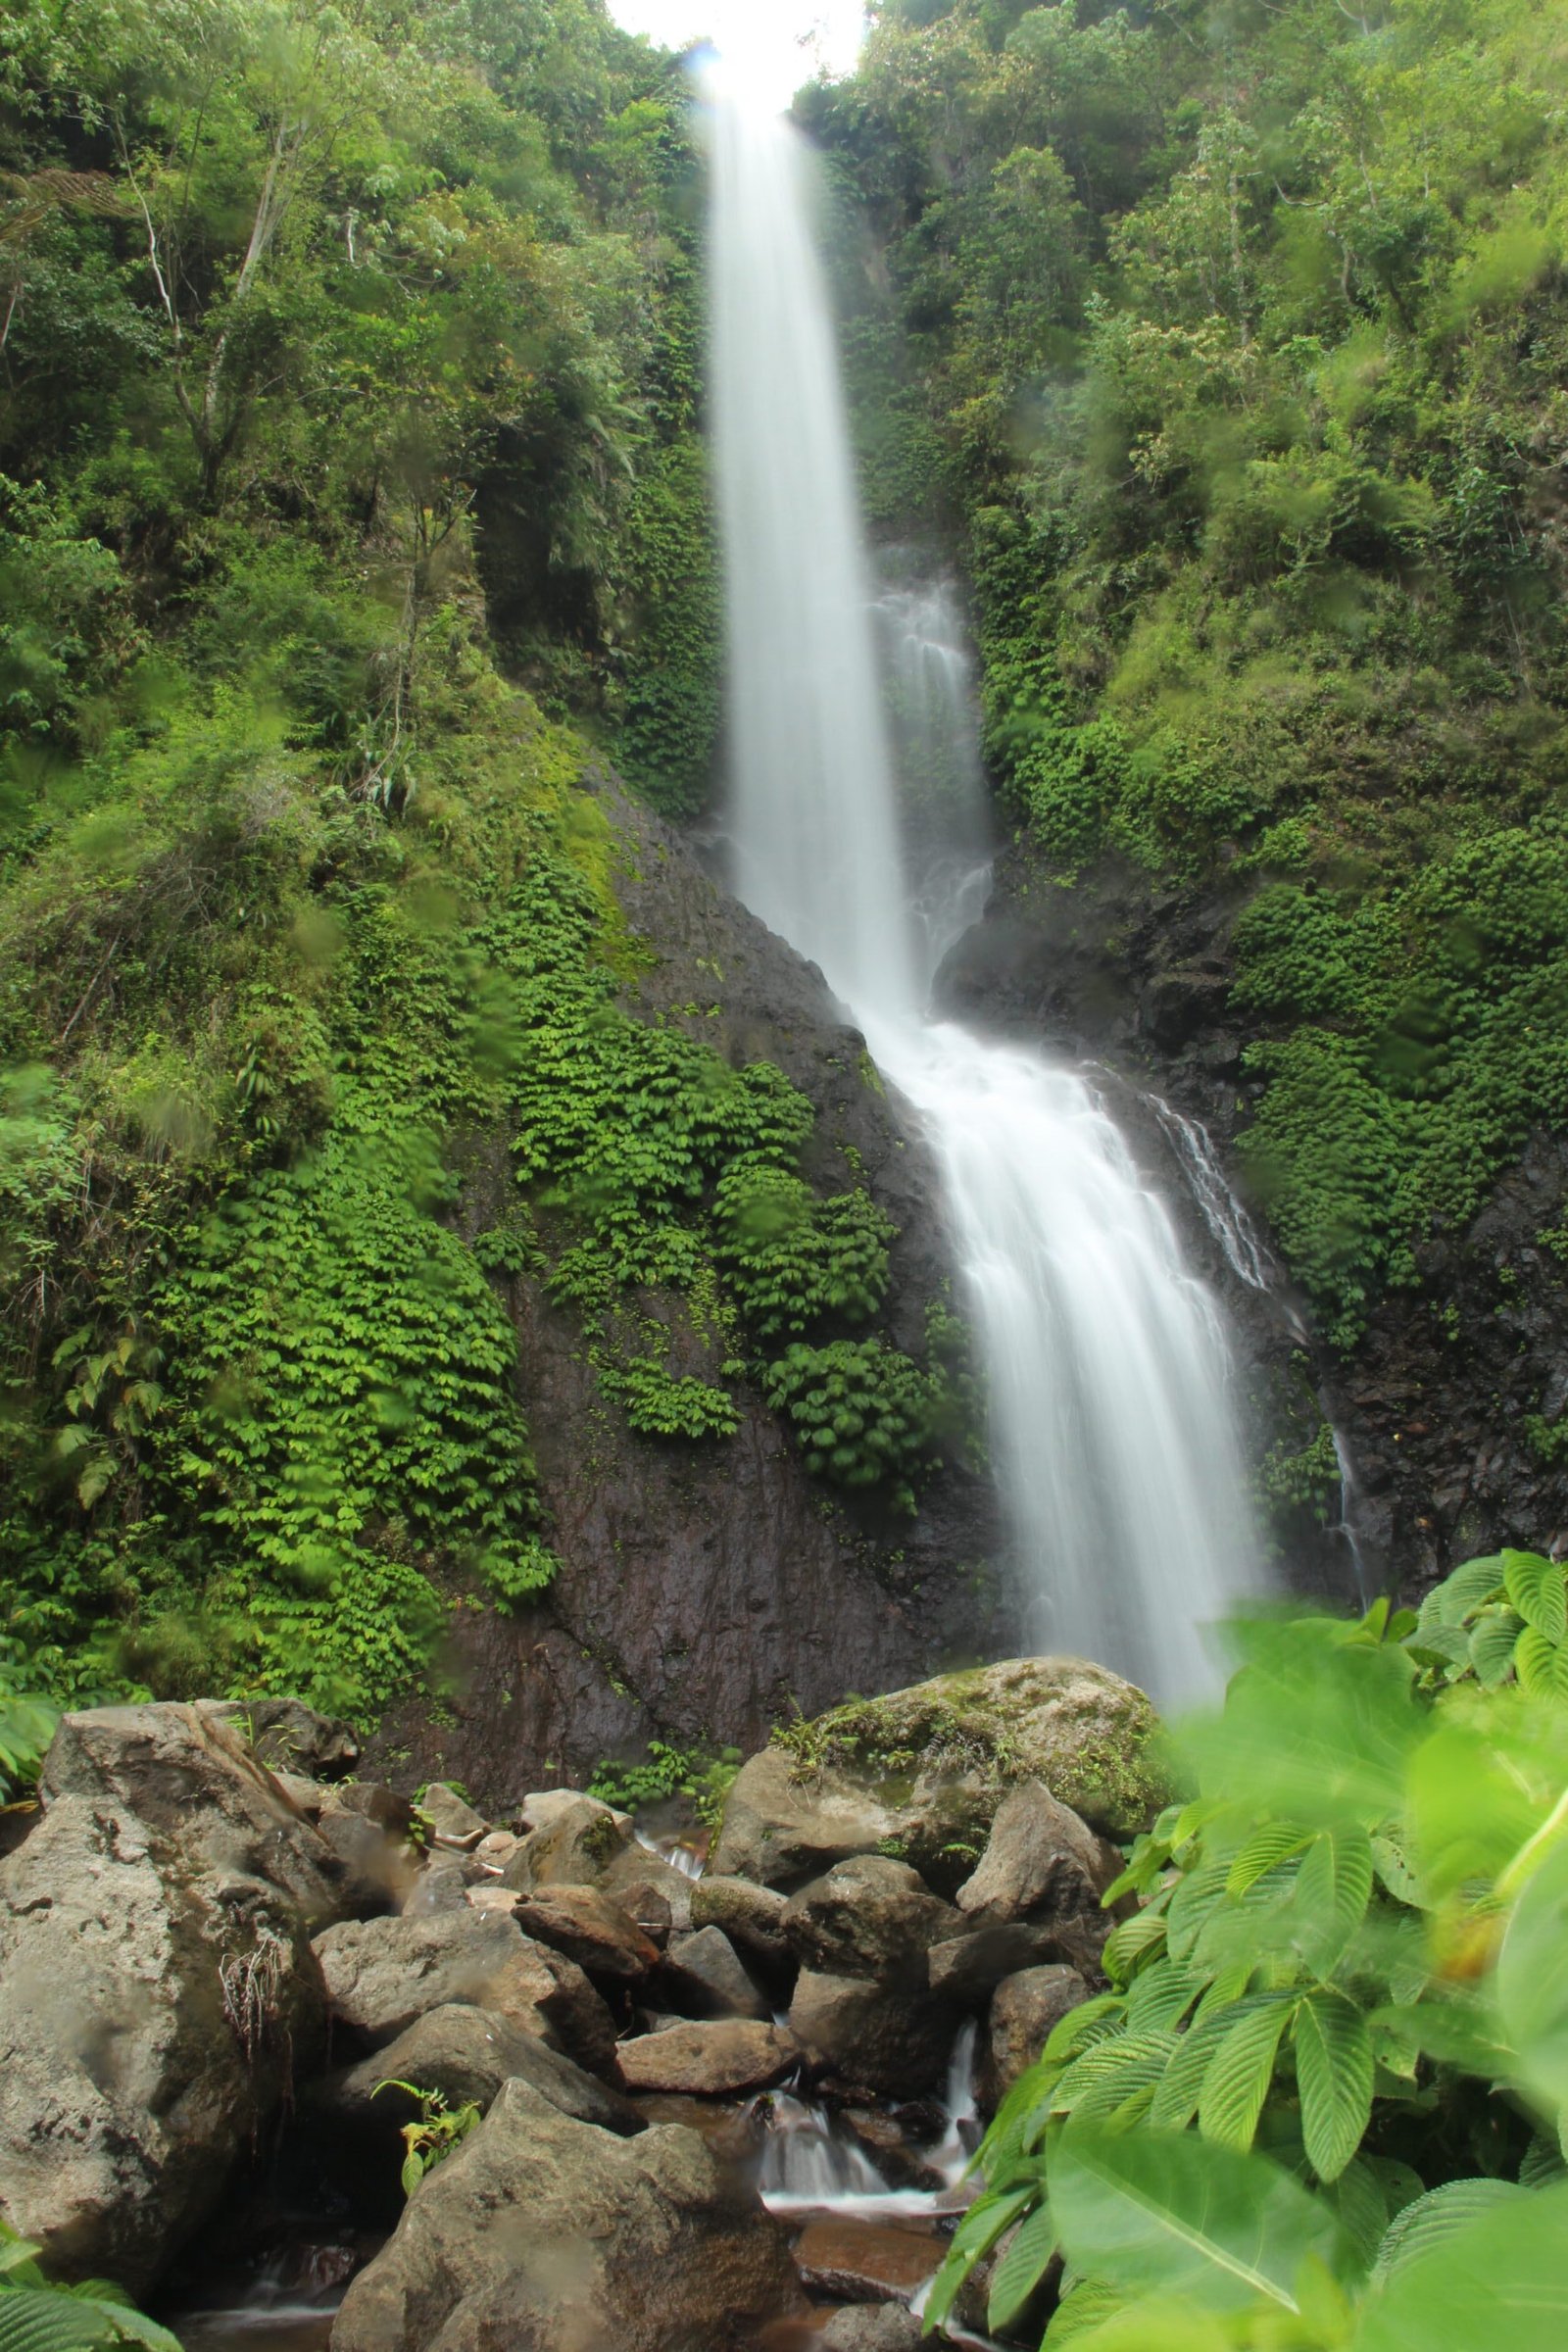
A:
[
  {"xmin": 1049, "ymin": 2121, "xmax": 1357, "ymax": 2315},
  {"xmin": 1372, "ymin": 2179, "xmax": 1528, "ymax": 2281},
  {"xmin": 1226, "ymin": 1823, "xmax": 1312, "ymax": 1898},
  {"xmin": 1126, "ymin": 1957, "xmax": 1208, "ymax": 2035},
  {"xmin": 1043, "ymin": 2279, "xmax": 1129, "ymax": 2346},
  {"xmin": 1054, "ymin": 2031, "xmax": 1180, "ymax": 2124},
  {"xmin": 1166, "ymin": 1856, "xmax": 1232, "ymax": 1965},
  {"xmin": 1513, "ymin": 1625, "xmax": 1568, "ymax": 1702},
  {"xmin": 1355, "ymin": 2181, "xmax": 1568, "ymax": 2352},
  {"xmin": 1320, "ymin": 2158, "xmax": 1394, "ymax": 2264},
  {"xmin": 986, "ymin": 2197, "xmax": 1059, "ymax": 2333},
  {"xmin": 1102, "ymin": 1909, "xmax": 1168, "ymax": 1985},
  {"xmin": 1501, "ymin": 1550, "xmax": 1566, "ymax": 1642},
  {"xmin": 1420, "ymin": 1556, "xmax": 1505, "ymax": 1627},
  {"xmin": 1151, "ymin": 2003, "xmax": 1250, "ymax": 2132},
  {"xmin": 1054, "ymin": 2304, "xmax": 1235, "ymax": 2352},
  {"xmin": 1520, "ymin": 2133, "xmax": 1567, "ymax": 2188},
  {"xmin": 0, "ymin": 2290, "xmax": 122, "ymax": 2352},
  {"xmin": 923, "ymin": 2184, "xmax": 1038, "ymax": 2330},
  {"xmin": 1296, "ymin": 1991, "xmax": 1374, "ymax": 2182},
  {"xmin": 1467, "ymin": 1607, "xmax": 1524, "ymax": 1687},
  {"xmin": 1292, "ymin": 1826, "xmax": 1374, "ymax": 1978},
  {"xmin": 1404, "ymin": 1694, "xmax": 1568, "ymax": 1902},
  {"xmin": 0, "ymin": 2247, "xmax": 43, "ymax": 2281},
  {"xmin": 1197, "ymin": 1996, "xmax": 1296, "ymax": 2152},
  {"xmin": 1496, "ymin": 1830, "xmax": 1568, "ymax": 2117}
]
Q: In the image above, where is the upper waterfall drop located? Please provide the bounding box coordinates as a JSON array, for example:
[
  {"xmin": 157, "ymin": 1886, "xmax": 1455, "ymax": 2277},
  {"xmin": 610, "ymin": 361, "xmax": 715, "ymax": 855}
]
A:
[{"xmin": 708, "ymin": 93, "xmax": 1264, "ymax": 1703}]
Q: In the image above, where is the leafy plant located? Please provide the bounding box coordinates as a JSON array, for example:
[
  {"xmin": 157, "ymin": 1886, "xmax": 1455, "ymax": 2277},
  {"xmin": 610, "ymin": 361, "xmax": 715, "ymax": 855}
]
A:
[
  {"xmin": 371, "ymin": 2080, "xmax": 481, "ymax": 2199},
  {"xmin": 0, "ymin": 2222, "xmax": 181, "ymax": 2352},
  {"xmin": 928, "ymin": 1555, "xmax": 1568, "ymax": 2347},
  {"xmin": 761, "ymin": 1338, "xmax": 938, "ymax": 1505}
]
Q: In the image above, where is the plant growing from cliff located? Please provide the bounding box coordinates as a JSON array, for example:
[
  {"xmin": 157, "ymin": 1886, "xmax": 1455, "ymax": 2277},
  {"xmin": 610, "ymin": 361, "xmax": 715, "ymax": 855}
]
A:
[
  {"xmin": 0, "ymin": 2224, "xmax": 181, "ymax": 2352},
  {"xmin": 373, "ymin": 2082, "xmax": 482, "ymax": 2199},
  {"xmin": 760, "ymin": 1338, "xmax": 937, "ymax": 1507},
  {"xmin": 929, "ymin": 1561, "xmax": 1568, "ymax": 2346},
  {"xmin": 0, "ymin": 1671, "xmax": 56, "ymax": 1806}
]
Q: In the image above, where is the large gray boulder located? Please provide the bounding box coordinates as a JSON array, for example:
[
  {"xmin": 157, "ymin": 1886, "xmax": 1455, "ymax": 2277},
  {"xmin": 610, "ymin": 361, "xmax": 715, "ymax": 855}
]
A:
[
  {"xmin": 782, "ymin": 1855, "xmax": 958, "ymax": 1984},
  {"xmin": 984, "ymin": 1965, "xmax": 1090, "ymax": 2107},
  {"xmin": 956, "ymin": 1783, "xmax": 1120, "ymax": 1931},
  {"xmin": 614, "ymin": 2020, "xmax": 802, "ymax": 2096},
  {"xmin": 315, "ymin": 2004, "xmax": 642, "ymax": 2142},
  {"xmin": 328, "ymin": 2078, "xmax": 801, "ymax": 2352},
  {"xmin": 313, "ymin": 1910, "xmax": 526, "ymax": 2045},
  {"xmin": 788, "ymin": 1970, "xmax": 955, "ymax": 2098},
  {"xmin": 712, "ymin": 1659, "xmax": 1166, "ymax": 1895},
  {"xmin": 689, "ymin": 1874, "xmax": 791, "ymax": 1968},
  {"xmin": 0, "ymin": 1704, "xmax": 338, "ymax": 2291},
  {"xmin": 656, "ymin": 1926, "xmax": 769, "ymax": 2021}
]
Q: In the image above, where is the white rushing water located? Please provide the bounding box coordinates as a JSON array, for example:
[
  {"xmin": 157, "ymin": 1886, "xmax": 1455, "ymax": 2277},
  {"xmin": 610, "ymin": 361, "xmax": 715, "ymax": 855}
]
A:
[{"xmin": 710, "ymin": 93, "xmax": 1262, "ymax": 1701}]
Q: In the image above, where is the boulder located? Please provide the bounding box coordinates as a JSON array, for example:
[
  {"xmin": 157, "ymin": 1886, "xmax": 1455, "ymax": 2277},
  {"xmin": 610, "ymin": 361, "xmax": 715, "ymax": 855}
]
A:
[
  {"xmin": 956, "ymin": 1783, "xmax": 1120, "ymax": 1931},
  {"xmin": 607, "ymin": 1874, "xmax": 674, "ymax": 1948},
  {"xmin": 502, "ymin": 1794, "xmax": 635, "ymax": 1892},
  {"xmin": 472, "ymin": 1829, "xmax": 523, "ymax": 1872},
  {"xmin": 520, "ymin": 1787, "xmax": 631, "ymax": 1835},
  {"xmin": 599, "ymin": 1841, "xmax": 696, "ymax": 1933},
  {"xmin": 200, "ymin": 1697, "xmax": 361, "ymax": 1782},
  {"xmin": 710, "ymin": 1746, "xmax": 898, "ymax": 1886},
  {"xmin": 401, "ymin": 1860, "xmax": 469, "ymax": 1919},
  {"xmin": 657, "ymin": 1926, "xmax": 770, "ymax": 2021},
  {"xmin": 614, "ymin": 2021, "xmax": 802, "ymax": 2096},
  {"xmin": 0, "ymin": 1704, "xmax": 337, "ymax": 2292},
  {"xmin": 985, "ymin": 1966, "xmax": 1089, "ymax": 2107},
  {"xmin": 317, "ymin": 2003, "xmax": 642, "ymax": 2141},
  {"xmin": 463, "ymin": 1885, "xmax": 522, "ymax": 1919},
  {"xmin": 782, "ymin": 1856, "xmax": 958, "ymax": 1984},
  {"xmin": 484, "ymin": 1936, "xmax": 620, "ymax": 2079},
  {"xmin": 417, "ymin": 1784, "xmax": 489, "ymax": 1849},
  {"xmin": 788, "ymin": 1970, "xmax": 955, "ymax": 2098},
  {"xmin": 312, "ymin": 1910, "xmax": 524, "ymax": 2045},
  {"xmin": 821, "ymin": 2304, "xmax": 924, "ymax": 2352},
  {"xmin": 329, "ymin": 2078, "xmax": 800, "ymax": 2352},
  {"xmin": 793, "ymin": 2217, "xmax": 941, "ymax": 2305},
  {"xmin": 717, "ymin": 1662, "xmax": 1166, "ymax": 1894},
  {"xmin": 689, "ymin": 1873, "xmax": 792, "ymax": 1968},
  {"xmin": 928, "ymin": 1922, "xmax": 1078, "ymax": 2006},
  {"xmin": 511, "ymin": 1884, "xmax": 661, "ymax": 1981}
]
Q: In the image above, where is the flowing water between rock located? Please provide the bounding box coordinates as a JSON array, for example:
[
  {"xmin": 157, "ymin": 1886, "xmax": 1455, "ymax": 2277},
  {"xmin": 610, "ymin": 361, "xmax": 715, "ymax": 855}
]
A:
[{"xmin": 709, "ymin": 88, "xmax": 1265, "ymax": 1700}]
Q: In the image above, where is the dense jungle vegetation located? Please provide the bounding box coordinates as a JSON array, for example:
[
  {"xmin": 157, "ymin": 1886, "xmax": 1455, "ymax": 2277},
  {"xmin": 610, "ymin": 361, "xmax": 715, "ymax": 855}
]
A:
[
  {"xmin": 0, "ymin": 0, "xmax": 969, "ymax": 1729},
  {"xmin": 812, "ymin": 0, "xmax": 1568, "ymax": 1348}
]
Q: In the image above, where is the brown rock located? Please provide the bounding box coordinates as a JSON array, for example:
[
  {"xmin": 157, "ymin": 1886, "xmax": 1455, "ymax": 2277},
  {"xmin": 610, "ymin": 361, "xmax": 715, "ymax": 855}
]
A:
[
  {"xmin": 503, "ymin": 1795, "xmax": 635, "ymax": 1893},
  {"xmin": 782, "ymin": 1855, "xmax": 958, "ymax": 1984},
  {"xmin": 311, "ymin": 1911, "xmax": 523, "ymax": 2045},
  {"xmin": 788, "ymin": 1970, "xmax": 956, "ymax": 2098},
  {"xmin": 927, "ymin": 1921, "xmax": 1076, "ymax": 2006},
  {"xmin": 710, "ymin": 1747, "xmax": 899, "ymax": 1886},
  {"xmin": 511, "ymin": 1884, "xmax": 660, "ymax": 1980},
  {"xmin": 985, "ymin": 1965, "xmax": 1089, "ymax": 2107},
  {"xmin": 599, "ymin": 1841, "xmax": 696, "ymax": 1933},
  {"xmin": 615, "ymin": 2020, "xmax": 803, "ymax": 2096},
  {"xmin": 793, "ymin": 2218, "xmax": 942, "ymax": 2305},
  {"xmin": 316, "ymin": 2003, "xmax": 642, "ymax": 2140},
  {"xmin": 657, "ymin": 1925, "xmax": 770, "ymax": 2020},
  {"xmin": 690, "ymin": 1873, "xmax": 792, "ymax": 1968},
  {"xmin": 484, "ymin": 1936, "xmax": 619, "ymax": 2078},
  {"xmin": 820, "ymin": 2305, "xmax": 924, "ymax": 2352},
  {"xmin": 417, "ymin": 1784, "xmax": 490, "ymax": 1849},
  {"xmin": 956, "ymin": 1783, "xmax": 1118, "ymax": 1929},
  {"xmin": 329, "ymin": 2078, "xmax": 800, "ymax": 2352}
]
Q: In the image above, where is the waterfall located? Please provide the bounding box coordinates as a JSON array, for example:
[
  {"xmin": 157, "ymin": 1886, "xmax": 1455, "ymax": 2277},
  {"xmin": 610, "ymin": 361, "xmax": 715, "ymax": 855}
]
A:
[{"xmin": 709, "ymin": 93, "xmax": 1263, "ymax": 1702}]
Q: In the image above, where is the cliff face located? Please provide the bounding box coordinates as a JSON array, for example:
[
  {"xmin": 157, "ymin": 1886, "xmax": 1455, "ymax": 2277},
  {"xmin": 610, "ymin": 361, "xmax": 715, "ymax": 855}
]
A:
[
  {"xmin": 943, "ymin": 846, "xmax": 1568, "ymax": 1607},
  {"xmin": 368, "ymin": 780, "xmax": 1007, "ymax": 1802}
]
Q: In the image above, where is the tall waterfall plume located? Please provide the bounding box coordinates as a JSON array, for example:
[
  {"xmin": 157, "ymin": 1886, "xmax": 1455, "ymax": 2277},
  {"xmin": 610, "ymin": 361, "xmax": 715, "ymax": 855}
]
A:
[{"xmin": 708, "ymin": 90, "xmax": 1262, "ymax": 1701}]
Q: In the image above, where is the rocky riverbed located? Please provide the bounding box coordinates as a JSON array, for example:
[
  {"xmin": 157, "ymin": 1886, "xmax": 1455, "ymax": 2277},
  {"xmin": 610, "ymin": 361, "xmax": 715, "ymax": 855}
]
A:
[{"xmin": 0, "ymin": 1661, "xmax": 1165, "ymax": 2349}]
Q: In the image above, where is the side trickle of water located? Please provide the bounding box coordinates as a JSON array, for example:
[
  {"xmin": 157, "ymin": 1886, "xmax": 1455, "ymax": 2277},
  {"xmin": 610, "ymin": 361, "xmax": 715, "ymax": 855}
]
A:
[{"xmin": 709, "ymin": 92, "xmax": 1265, "ymax": 1700}]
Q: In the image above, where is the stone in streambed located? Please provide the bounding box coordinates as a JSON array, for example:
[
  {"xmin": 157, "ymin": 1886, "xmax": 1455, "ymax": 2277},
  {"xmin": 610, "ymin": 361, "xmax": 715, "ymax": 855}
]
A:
[
  {"xmin": 328, "ymin": 2078, "xmax": 801, "ymax": 2352},
  {"xmin": 599, "ymin": 1840, "xmax": 695, "ymax": 1933},
  {"xmin": 316, "ymin": 2003, "xmax": 642, "ymax": 2139},
  {"xmin": 615, "ymin": 2019, "xmax": 802, "ymax": 2095},
  {"xmin": 820, "ymin": 2306, "xmax": 924, "ymax": 2352},
  {"xmin": 690, "ymin": 1872, "xmax": 792, "ymax": 1967},
  {"xmin": 657, "ymin": 1924, "xmax": 770, "ymax": 2020},
  {"xmin": 417, "ymin": 1783, "xmax": 490, "ymax": 1849},
  {"xmin": 710, "ymin": 1746, "xmax": 900, "ymax": 1886},
  {"xmin": 312, "ymin": 1910, "xmax": 523, "ymax": 2044},
  {"xmin": 782, "ymin": 1854, "xmax": 958, "ymax": 1984},
  {"xmin": 788, "ymin": 1969, "xmax": 956, "ymax": 2097},
  {"xmin": 984, "ymin": 1965, "xmax": 1089, "ymax": 2106},
  {"xmin": 793, "ymin": 2217, "xmax": 942, "ymax": 2306},
  {"xmin": 0, "ymin": 1703, "xmax": 335, "ymax": 2292},
  {"xmin": 511, "ymin": 1883, "xmax": 660, "ymax": 1980},
  {"xmin": 484, "ymin": 1935, "xmax": 620, "ymax": 2079},
  {"xmin": 956, "ymin": 1782, "xmax": 1120, "ymax": 1931},
  {"xmin": 501, "ymin": 1794, "xmax": 635, "ymax": 1892},
  {"xmin": 928, "ymin": 1919, "xmax": 1082, "ymax": 2005}
]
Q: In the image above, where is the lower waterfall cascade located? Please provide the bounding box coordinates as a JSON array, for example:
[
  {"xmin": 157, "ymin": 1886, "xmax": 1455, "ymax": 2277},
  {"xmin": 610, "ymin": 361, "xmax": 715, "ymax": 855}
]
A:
[{"xmin": 709, "ymin": 85, "xmax": 1264, "ymax": 1702}]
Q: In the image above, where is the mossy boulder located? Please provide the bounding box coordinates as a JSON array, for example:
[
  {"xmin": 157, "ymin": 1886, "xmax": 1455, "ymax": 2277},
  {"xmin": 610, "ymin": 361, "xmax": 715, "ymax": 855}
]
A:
[{"xmin": 713, "ymin": 1657, "xmax": 1168, "ymax": 1894}]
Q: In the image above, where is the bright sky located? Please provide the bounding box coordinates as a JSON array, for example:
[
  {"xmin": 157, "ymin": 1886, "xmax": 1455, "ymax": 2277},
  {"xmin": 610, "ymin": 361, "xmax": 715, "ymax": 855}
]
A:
[{"xmin": 608, "ymin": 3, "xmax": 870, "ymax": 111}]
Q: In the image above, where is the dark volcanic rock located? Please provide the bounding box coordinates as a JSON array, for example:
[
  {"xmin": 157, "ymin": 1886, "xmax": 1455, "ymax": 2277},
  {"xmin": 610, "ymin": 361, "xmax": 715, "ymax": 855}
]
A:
[
  {"xmin": 788, "ymin": 1969, "xmax": 956, "ymax": 2098},
  {"xmin": 316, "ymin": 2003, "xmax": 642, "ymax": 2140},
  {"xmin": 782, "ymin": 1855, "xmax": 959, "ymax": 1984},
  {"xmin": 984, "ymin": 1965, "xmax": 1090, "ymax": 2108},
  {"xmin": 656, "ymin": 1925, "xmax": 770, "ymax": 2020},
  {"xmin": 511, "ymin": 1885, "xmax": 661, "ymax": 1981},
  {"xmin": 956, "ymin": 1783, "xmax": 1120, "ymax": 1931},
  {"xmin": 362, "ymin": 783, "xmax": 1008, "ymax": 1806}
]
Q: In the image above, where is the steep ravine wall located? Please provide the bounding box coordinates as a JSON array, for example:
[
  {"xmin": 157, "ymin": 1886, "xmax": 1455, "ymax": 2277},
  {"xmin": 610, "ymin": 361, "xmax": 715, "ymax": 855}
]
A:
[
  {"xmin": 367, "ymin": 779, "xmax": 1008, "ymax": 1802},
  {"xmin": 943, "ymin": 846, "xmax": 1568, "ymax": 1605}
]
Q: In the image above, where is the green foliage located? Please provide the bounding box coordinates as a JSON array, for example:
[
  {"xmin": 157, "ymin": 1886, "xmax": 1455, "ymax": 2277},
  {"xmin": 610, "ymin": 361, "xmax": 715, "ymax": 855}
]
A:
[
  {"xmin": 815, "ymin": 0, "xmax": 1568, "ymax": 1340},
  {"xmin": 933, "ymin": 1555, "xmax": 1568, "ymax": 2346},
  {"xmin": 0, "ymin": 1671, "xmax": 56, "ymax": 1806},
  {"xmin": 588, "ymin": 1738, "xmax": 741, "ymax": 1832},
  {"xmin": 760, "ymin": 1338, "xmax": 938, "ymax": 1506},
  {"xmin": 371, "ymin": 2080, "xmax": 481, "ymax": 2201},
  {"xmin": 713, "ymin": 1166, "xmax": 895, "ymax": 1340},
  {"xmin": 0, "ymin": 2222, "xmax": 180, "ymax": 2352}
]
